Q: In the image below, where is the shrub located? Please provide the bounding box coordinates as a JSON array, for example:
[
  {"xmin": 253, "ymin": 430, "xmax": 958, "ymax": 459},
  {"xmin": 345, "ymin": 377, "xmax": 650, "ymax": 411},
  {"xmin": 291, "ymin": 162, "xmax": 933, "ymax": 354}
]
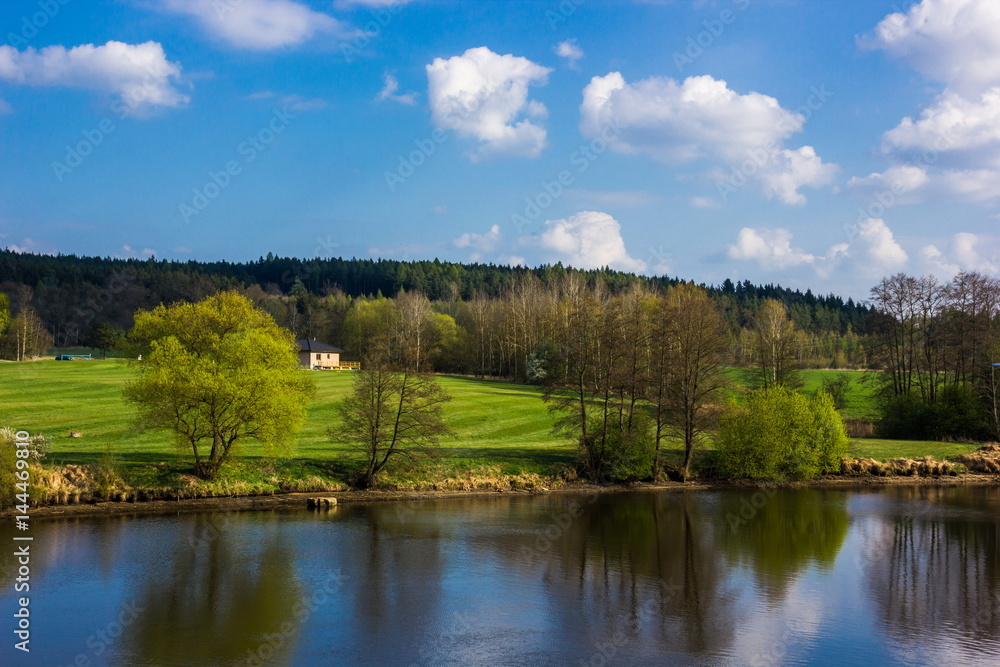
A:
[
  {"xmin": 718, "ymin": 388, "xmax": 849, "ymax": 481},
  {"xmin": 930, "ymin": 383, "xmax": 991, "ymax": 441},
  {"xmin": 876, "ymin": 393, "xmax": 935, "ymax": 440},
  {"xmin": 575, "ymin": 414, "xmax": 655, "ymax": 483},
  {"xmin": 877, "ymin": 383, "xmax": 992, "ymax": 441},
  {"xmin": 605, "ymin": 414, "xmax": 655, "ymax": 483},
  {"xmin": 0, "ymin": 428, "xmax": 51, "ymax": 509},
  {"xmin": 526, "ymin": 340, "xmax": 563, "ymax": 386}
]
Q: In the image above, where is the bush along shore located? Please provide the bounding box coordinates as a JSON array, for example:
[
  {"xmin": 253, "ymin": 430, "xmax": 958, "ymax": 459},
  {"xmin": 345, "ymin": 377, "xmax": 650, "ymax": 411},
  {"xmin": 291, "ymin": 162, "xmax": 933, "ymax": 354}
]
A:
[{"xmin": 6, "ymin": 443, "xmax": 1000, "ymax": 519}]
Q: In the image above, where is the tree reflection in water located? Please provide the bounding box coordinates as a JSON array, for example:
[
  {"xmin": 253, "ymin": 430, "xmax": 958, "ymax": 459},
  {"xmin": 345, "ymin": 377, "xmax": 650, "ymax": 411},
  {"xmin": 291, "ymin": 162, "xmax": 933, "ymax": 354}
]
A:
[
  {"xmin": 860, "ymin": 486, "xmax": 1000, "ymax": 652},
  {"xmin": 125, "ymin": 514, "xmax": 303, "ymax": 665}
]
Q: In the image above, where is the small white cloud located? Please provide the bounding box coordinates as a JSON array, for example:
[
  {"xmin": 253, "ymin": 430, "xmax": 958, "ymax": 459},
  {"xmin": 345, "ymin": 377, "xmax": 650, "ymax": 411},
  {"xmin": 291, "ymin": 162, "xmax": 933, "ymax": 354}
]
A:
[
  {"xmin": 536, "ymin": 211, "xmax": 646, "ymax": 272},
  {"xmin": 554, "ymin": 39, "xmax": 584, "ymax": 69},
  {"xmin": 426, "ymin": 46, "xmax": 552, "ymax": 160},
  {"xmin": 376, "ymin": 73, "xmax": 417, "ymax": 105},
  {"xmin": 848, "ymin": 164, "xmax": 929, "ymax": 195},
  {"xmin": 950, "ymin": 232, "xmax": 998, "ymax": 272},
  {"xmin": 921, "ymin": 244, "xmax": 961, "ymax": 276},
  {"xmin": 281, "ymin": 94, "xmax": 326, "ymax": 111},
  {"xmin": 6, "ymin": 238, "xmax": 43, "ymax": 254},
  {"xmin": 0, "ymin": 41, "xmax": 188, "ymax": 114},
  {"xmin": 581, "ymin": 72, "xmax": 836, "ymax": 204},
  {"xmin": 727, "ymin": 228, "xmax": 815, "ymax": 269},
  {"xmin": 453, "ymin": 224, "xmax": 501, "ymax": 262},
  {"xmin": 689, "ymin": 196, "xmax": 721, "ymax": 209},
  {"xmin": 853, "ymin": 218, "xmax": 909, "ymax": 275},
  {"xmin": 117, "ymin": 245, "xmax": 156, "ymax": 258},
  {"xmin": 159, "ymin": 0, "xmax": 351, "ymax": 50},
  {"xmin": 249, "ymin": 91, "xmax": 325, "ymax": 111},
  {"xmin": 501, "ymin": 255, "xmax": 527, "ymax": 267},
  {"xmin": 758, "ymin": 146, "xmax": 839, "ymax": 206}
]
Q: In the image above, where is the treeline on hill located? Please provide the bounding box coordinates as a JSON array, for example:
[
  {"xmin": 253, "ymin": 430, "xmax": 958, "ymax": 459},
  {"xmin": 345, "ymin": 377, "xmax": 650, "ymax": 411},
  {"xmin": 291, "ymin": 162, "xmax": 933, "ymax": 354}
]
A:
[
  {"xmin": 867, "ymin": 272, "xmax": 1000, "ymax": 442},
  {"xmin": 0, "ymin": 249, "xmax": 869, "ymax": 369}
]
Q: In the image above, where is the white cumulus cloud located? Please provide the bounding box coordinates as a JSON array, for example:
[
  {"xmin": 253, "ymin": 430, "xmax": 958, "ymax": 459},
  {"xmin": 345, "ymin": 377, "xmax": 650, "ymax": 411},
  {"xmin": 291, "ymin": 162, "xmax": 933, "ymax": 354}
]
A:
[
  {"xmin": 726, "ymin": 218, "xmax": 910, "ymax": 283},
  {"xmin": 580, "ymin": 72, "xmax": 836, "ymax": 204},
  {"xmin": 426, "ymin": 47, "xmax": 552, "ymax": 160},
  {"xmin": 848, "ymin": 164, "xmax": 929, "ymax": 193},
  {"xmin": 160, "ymin": 0, "xmax": 351, "ymax": 50},
  {"xmin": 856, "ymin": 0, "xmax": 1000, "ymax": 203},
  {"xmin": 537, "ymin": 211, "xmax": 646, "ymax": 273},
  {"xmin": 881, "ymin": 88, "xmax": 1000, "ymax": 161},
  {"xmin": 727, "ymin": 228, "xmax": 815, "ymax": 269},
  {"xmin": 854, "ymin": 218, "xmax": 909, "ymax": 274},
  {"xmin": 922, "ymin": 232, "xmax": 999, "ymax": 276},
  {"xmin": 0, "ymin": 41, "xmax": 187, "ymax": 113},
  {"xmin": 865, "ymin": 0, "xmax": 1000, "ymax": 96}
]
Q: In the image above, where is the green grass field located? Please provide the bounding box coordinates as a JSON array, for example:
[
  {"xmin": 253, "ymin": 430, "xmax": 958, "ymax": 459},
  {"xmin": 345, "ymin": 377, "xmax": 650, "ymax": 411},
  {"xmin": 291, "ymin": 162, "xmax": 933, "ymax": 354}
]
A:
[
  {"xmin": 798, "ymin": 368, "xmax": 880, "ymax": 420},
  {"xmin": 0, "ymin": 359, "xmax": 982, "ymax": 494},
  {"xmin": 0, "ymin": 359, "xmax": 577, "ymax": 490}
]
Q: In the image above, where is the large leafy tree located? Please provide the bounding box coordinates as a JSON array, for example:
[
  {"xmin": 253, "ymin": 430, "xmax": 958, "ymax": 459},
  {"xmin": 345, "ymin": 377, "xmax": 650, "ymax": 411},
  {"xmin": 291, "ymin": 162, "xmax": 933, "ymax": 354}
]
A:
[{"xmin": 124, "ymin": 292, "xmax": 314, "ymax": 480}]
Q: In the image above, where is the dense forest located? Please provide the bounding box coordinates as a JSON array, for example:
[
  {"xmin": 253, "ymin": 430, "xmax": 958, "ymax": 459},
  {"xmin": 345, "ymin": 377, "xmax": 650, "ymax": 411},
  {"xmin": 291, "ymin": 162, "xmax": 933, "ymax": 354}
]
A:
[{"xmin": 0, "ymin": 249, "xmax": 869, "ymax": 368}]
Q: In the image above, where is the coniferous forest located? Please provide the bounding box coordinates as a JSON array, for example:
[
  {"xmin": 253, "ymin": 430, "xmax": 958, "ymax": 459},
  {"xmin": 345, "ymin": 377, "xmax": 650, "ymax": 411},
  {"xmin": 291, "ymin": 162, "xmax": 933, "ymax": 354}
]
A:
[{"xmin": 0, "ymin": 249, "xmax": 869, "ymax": 369}]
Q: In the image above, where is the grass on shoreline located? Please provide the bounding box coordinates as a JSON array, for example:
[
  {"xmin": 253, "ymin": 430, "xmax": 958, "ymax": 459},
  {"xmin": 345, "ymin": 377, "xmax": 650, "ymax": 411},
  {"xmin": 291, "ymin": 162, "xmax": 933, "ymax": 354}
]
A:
[{"xmin": 0, "ymin": 359, "xmax": 987, "ymax": 503}]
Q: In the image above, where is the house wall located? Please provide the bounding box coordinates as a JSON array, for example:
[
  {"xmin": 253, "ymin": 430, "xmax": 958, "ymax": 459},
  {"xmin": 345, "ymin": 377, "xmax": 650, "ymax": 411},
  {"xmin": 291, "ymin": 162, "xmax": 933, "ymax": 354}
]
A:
[{"xmin": 299, "ymin": 351, "xmax": 341, "ymax": 368}]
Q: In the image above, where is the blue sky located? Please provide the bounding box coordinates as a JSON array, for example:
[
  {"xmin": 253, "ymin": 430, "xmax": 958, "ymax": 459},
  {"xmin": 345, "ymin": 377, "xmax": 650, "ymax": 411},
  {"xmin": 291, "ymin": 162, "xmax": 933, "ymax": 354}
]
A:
[{"xmin": 1, "ymin": 0, "xmax": 998, "ymax": 298}]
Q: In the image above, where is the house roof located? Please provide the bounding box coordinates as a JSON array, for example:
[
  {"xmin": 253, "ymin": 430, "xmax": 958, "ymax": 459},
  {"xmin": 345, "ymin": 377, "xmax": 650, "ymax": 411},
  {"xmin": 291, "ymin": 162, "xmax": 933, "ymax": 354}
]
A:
[{"xmin": 296, "ymin": 338, "xmax": 345, "ymax": 353}]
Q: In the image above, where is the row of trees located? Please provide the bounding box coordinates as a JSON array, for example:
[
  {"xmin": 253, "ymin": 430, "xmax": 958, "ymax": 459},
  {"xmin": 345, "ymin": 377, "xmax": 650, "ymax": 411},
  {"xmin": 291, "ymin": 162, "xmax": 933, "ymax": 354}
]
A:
[
  {"xmin": 868, "ymin": 271, "xmax": 1000, "ymax": 440},
  {"xmin": 120, "ymin": 286, "xmax": 817, "ymax": 485},
  {"xmin": 0, "ymin": 249, "xmax": 869, "ymax": 366}
]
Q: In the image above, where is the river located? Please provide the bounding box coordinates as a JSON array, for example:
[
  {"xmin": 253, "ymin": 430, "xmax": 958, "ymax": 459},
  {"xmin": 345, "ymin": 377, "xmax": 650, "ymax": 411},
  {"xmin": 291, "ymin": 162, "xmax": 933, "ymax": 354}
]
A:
[{"xmin": 2, "ymin": 486, "xmax": 999, "ymax": 666}]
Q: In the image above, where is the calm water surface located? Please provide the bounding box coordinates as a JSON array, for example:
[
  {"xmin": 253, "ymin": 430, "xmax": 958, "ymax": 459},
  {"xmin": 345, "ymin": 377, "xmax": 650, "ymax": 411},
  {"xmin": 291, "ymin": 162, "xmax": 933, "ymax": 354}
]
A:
[{"xmin": 2, "ymin": 486, "xmax": 999, "ymax": 666}]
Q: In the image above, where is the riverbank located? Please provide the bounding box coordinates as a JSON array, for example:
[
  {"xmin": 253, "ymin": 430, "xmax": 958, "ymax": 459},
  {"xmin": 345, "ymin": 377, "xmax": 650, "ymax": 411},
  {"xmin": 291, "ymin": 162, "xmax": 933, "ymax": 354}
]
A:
[{"xmin": 11, "ymin": 473, "xmax": 999, "ymax": 521}]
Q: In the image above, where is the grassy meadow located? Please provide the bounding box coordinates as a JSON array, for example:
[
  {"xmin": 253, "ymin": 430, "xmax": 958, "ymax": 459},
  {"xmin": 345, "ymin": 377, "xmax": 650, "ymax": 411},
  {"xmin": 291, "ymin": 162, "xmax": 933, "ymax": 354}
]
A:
[
  {"xmin": 0, "ymin": 358, "xmax": 986, "ymax": 498},
  {"xmin": 1, "ymin": 359, "xmax": 577, "ymax": 493}
]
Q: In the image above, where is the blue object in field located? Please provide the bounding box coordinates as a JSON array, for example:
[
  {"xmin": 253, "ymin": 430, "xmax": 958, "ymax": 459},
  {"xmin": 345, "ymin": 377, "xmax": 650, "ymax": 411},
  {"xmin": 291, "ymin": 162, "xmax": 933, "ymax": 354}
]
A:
[{"xmin": 55, "ymin": 354, "xmax": 92, "ymax": 360}]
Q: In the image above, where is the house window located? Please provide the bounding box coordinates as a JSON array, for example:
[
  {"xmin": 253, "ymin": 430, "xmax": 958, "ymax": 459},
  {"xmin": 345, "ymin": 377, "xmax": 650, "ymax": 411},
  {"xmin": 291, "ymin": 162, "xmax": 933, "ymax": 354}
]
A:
[
  {"xmin": 327, "ymin": 354, "xmax": 331, "ymax": 359},
  {"xmin": 316, "ymin": 353, "xmax": 321, "ymax": 361}
]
